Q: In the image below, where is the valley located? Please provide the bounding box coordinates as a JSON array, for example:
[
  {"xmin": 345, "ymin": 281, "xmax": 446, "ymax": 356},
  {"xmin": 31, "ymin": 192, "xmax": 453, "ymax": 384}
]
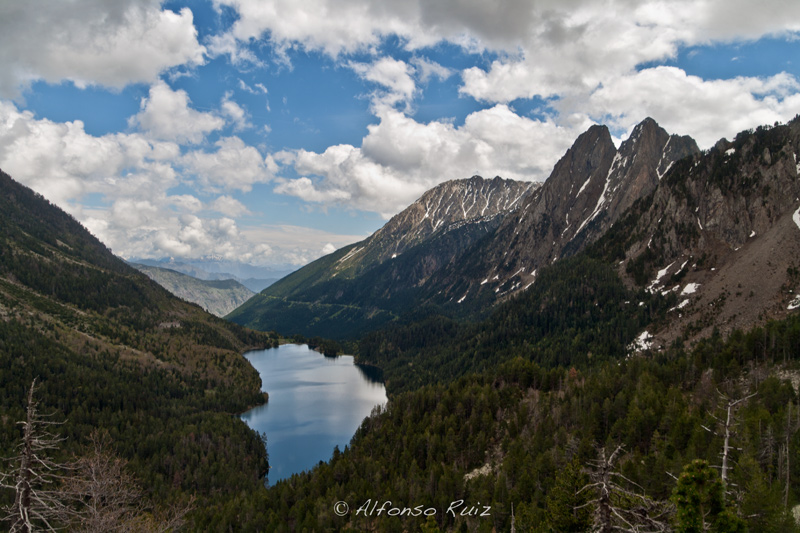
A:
[{"xmin": 1, "ymin": 115, "xmax": 799, "ymax": 531}]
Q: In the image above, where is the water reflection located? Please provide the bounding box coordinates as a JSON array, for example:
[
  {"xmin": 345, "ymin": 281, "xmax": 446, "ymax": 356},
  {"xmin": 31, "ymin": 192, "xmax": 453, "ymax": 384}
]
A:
[{"xmin": 241, "ymin": 344, "xmax": 387, "ymax": 485}]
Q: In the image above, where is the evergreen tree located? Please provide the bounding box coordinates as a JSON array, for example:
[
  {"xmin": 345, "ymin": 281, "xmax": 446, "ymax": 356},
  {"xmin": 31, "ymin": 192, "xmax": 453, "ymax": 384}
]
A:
[
  {"xmin": 672, "ymin": 459, "xmax": 746, "ymax": 533},
  {"xmin": 544, "ymin": 457, "xmax": 592, "ymax": 532}
]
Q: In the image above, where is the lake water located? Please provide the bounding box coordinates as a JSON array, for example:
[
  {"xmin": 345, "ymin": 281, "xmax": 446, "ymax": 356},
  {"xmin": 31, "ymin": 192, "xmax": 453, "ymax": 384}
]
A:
[{"xmin": 241, "ymin": 343, "xmax": 387, "ymax": 485}]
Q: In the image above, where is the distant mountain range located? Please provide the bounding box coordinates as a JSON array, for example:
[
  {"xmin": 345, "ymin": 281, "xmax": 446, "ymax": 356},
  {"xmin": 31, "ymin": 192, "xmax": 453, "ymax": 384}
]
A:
[
  {"xmin": 129, "ymin": 262, "xmax": 255, "ymax": 317},
  {"xmin": 129, "ymin": 257, "xmax": 293, "ymax": 292},
  {"xmin": 229, "ymin": 116, "xmax": 800, "ymax": 349}
]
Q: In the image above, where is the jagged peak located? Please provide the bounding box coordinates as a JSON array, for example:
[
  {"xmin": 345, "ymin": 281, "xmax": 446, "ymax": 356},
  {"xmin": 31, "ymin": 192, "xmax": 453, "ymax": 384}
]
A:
[{"xmin": 574, "ymin": 123, "xmax": 612, "ymax": 146}]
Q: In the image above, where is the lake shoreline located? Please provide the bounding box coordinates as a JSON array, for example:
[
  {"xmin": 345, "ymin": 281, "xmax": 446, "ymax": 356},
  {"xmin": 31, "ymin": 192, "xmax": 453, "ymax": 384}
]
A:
[{"xmin": 240, "ymin": 343, "xmax": 387, "ymax": 483}]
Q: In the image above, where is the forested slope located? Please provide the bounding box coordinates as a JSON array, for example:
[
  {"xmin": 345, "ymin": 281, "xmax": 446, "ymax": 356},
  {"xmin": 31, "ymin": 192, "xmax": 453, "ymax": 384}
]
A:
[
  {"xmin": 0, "ymin": 169, "xmax": 278, "ymax": 526},
  {"xmin": 216, "ymin": 313, "xmax": 800, "ymax": 531}
]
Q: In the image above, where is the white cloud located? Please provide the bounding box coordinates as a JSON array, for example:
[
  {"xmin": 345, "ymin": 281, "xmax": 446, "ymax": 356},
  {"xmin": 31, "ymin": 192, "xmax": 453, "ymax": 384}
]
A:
[
  {"xmin": 275, "ymin": 105, "xmax": 577, "ymax": 217},
  {"xmin": 238, "ymin": 79, "xmax": 268, "ymax": 94},
  {"xmin": 209, "ymin": 195, "xmax": 251, "ymax": 217},
  {"xmin": 575, "ymin": 68, "xmax": 800, "ymax": 147},
  {"xmin": 182, "ymin": 136, "xmax": 275, "ymax": 192},
  {"xmin": 130, "ymin": 81, "xmax": 225, "ymax": 143},
  {"xmin": 168, "ymin": 194, "xmax": 204, "ymax": 213},
  {"xmin": 0, "ymin": 0, "xmax": 206, "ymax": 97},
  {"xmin": 0, "ymin": 99, "xmax": 296, "ymax": 264},
  {"xmin": 240, "ymin": 225, "xmax": 368, "ymax": 266},
  {"xmin": 221, "ymin": 92, "xmax": 252, "ymax": 130},
  {"xmin": 411, "ymin": 57, "xmax": 454, "ymax": 84},
  {"xmin": 349, "ymin": 57, "xmax": 418, "ymax": 109},
  {"xmin": 0, "ymin": 101, "xmax": 177, "ymax": 208},
  {"xmin": 210, "ymin": 0, "xmax": 799, "ymax": 107},
  {"xmin": 209, "ymin": 0, "xmax": 549, "ymax": 59},
  {"xmin": 459, "ymin": 0, "xmax": 800, "ymax": 103}
]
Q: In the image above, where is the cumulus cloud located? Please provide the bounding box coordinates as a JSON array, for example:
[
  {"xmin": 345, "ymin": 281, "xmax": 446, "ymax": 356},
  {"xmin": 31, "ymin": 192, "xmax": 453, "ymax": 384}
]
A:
[
  {"xmin": 0, "ymin": 0, "xmax": 206, "ymax": 97},
  {"xmin": 209, "ymin": 195, "xmax": 251, "ymax": 217},
  {"xmin": 181, "ymin": 136, "xmax": 276, "ymax": 192},
  {"xmin": 274, "ymin": 105, "xmax": 577, "ymax": 217},
  {"xmin": 210, "ymin": 0, "xmax": 799, "ymax": 106},
  {"xmin": 459, "ymin": 0, "xmax": 800, "ymax": 103},
  {"xmin": 573, "ymin": 68, "xmax": 800, "ymax": 147},
  {"xmin": 130, "ymin": 81, "xmax": 225, "ymax": 143},
  {"xmin": 221, "ymin": 92, "xmax": 252, "ymax": 130},
  {"xmin": 0, "ymin": 100, "xmax": 177, "ymax": 208},
  {"xmin": 411, "ymin": 57, "xmax": 454, "ymax": 84},
  {"xmin": 0, "ymin": 99, "xmax": 295, "ymax": 264},
  {"xmin": 349, "ymin": 57, "xmax": 418, "ymax": 109},
  {"xmin": 209, "ymin": 0, "xmax": 548, "ymax": 59}
]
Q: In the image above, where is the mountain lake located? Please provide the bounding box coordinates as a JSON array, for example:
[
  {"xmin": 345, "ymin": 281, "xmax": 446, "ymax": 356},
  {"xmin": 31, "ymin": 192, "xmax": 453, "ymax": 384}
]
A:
[{"xmin": 241, "ymin": 343, "xmax": 387, "ymax": 485}]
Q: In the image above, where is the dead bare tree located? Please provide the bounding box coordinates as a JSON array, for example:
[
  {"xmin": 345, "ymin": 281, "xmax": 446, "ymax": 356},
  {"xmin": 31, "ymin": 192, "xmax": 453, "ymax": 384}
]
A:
[
  {"xmin": 0, "ymin": 379, "xmax": 69, "ymax": 532},
  {"xmin": 779, "ymin": 401, "xmax": 800, "ymax": 510},
  {"xmin": 700, "ymin": 390, "xmax": 756, "ymax": 493},
  {"xmin": 577, "ymin": 445, "xmax": 673, "ymax": 533},
  {"xmin": 56, "ymin": 430, "xmax": 144, "ymax": 532},
  {"xmin": 58, "ymin": 429, "xmax": 194, "ymax": 533},
  {"xmin": 1, "ymin": 382, "xmax": 193, "ymax": 532}
]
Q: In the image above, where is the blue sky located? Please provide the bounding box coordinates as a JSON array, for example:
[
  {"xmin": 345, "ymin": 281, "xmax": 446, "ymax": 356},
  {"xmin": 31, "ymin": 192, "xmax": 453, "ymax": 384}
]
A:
[{"xmin": 0, "ymin": 0, "xmax": 798, "ymax": 268}]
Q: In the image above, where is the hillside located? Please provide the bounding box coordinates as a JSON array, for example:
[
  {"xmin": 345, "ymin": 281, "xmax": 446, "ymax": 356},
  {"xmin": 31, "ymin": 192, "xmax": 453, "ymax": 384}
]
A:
[
  {"xmin": 356, "ymin": 117, "xmax": 800, "ymax": 394},
  {"xmin": 229, "ymin": 117, "xmax": 800, "ymax": 532},
  {"xmin": 130, "ymin": 262, "xmax": 255, "ymax": 317},
  {"xmin": 603, "ymin": 119, "xmax": 800, "ymax": 347},
  {"xmin": 0, "ymin": 169, "xmax": 278, "ymax": 525},
  {"xmin": 228, "ymin": 176, "xmax": 536, "ymax": 338}
]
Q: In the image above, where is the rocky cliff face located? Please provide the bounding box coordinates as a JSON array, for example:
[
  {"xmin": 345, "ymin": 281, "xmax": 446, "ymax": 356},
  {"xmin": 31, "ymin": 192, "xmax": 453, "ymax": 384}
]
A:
[
  {"xmin": 431, "ymin": 118, "xmax": 699, "ymax": 304},
  {"xmin": 607, "ymin": 118, "xmax": 800, "ymax": 346}
]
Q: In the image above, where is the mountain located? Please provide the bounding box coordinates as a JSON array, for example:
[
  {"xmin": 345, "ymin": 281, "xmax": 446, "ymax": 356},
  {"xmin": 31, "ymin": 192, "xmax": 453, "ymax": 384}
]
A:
[
  {"xmin": 228, "ymin": 176, "xmax": 537, "ymax": 338},
  {"xmin": 597, "ymin": 118, "xmax": 800, "ymax": 348},
  {"xmin": 0, "ymin": 169, "xmax": 277, "ymax": 523},
  {"xmin": 426, "ymin": 118, "xmax": 699, "ymax": 305},
  {"xmin": 130, "ymin": 257, "xmax": 291, "ymax": 292},
  {"xmin": 130, "ymin": 262, "xmax": 255, "ymax": 317},
  {"xmin": 357, "ymin": 116, "xmax": 800, "ymax": 394},
  {"xmin": 229, "ymin": 119, "xmax": 698, "ymax": 339},
  {"xmin": 228, "ymin": 117, "xmax": 800, "ymax": 532}
]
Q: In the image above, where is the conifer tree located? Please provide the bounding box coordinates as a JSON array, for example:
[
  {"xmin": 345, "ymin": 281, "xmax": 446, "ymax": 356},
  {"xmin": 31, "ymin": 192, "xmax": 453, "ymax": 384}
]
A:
[
  {"xmin": 545, "ymin": 457, "xmax": 592, "ymax": 532},
  {"xmin": 671, "ymin": 459, "xmax": 745, "ymax": 533}
]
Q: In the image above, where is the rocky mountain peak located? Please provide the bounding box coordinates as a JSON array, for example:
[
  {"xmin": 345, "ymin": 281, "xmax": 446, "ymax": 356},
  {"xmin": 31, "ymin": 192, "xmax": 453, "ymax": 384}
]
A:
[
  {"xmin": 340, "ymin": 175, "xmax": 537, "ymax": 270},
  {"xmin": 435, "ymin": 118, "xmax": 699, "ymax": 304}
]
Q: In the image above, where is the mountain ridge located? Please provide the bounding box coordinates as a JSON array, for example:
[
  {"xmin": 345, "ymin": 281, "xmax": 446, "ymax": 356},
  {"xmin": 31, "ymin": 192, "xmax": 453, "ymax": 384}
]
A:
[
  {"xmin": 228, "ymin": 175, "xmax": 536, "ymax": 337},
  {"xmin": 229, "ymin": 117, "xmax": 701, "ymax": 338}
]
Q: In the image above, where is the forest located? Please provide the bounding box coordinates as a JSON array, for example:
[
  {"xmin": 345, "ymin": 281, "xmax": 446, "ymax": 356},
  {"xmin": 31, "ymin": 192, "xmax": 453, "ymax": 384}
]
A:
[
  {"xmin": 0, "ymin": 170, "xmax": 280, "ymax": 529},
  {"xmin": 228, "ymin": 312, "xmax": 800, "ymax": 532}
]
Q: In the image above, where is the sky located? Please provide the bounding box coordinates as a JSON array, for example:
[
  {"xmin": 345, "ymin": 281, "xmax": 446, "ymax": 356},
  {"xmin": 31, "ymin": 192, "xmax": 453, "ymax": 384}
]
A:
[{"xmin": 0, "ymin": 0, "xmax": 798, "ymax": 269}]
